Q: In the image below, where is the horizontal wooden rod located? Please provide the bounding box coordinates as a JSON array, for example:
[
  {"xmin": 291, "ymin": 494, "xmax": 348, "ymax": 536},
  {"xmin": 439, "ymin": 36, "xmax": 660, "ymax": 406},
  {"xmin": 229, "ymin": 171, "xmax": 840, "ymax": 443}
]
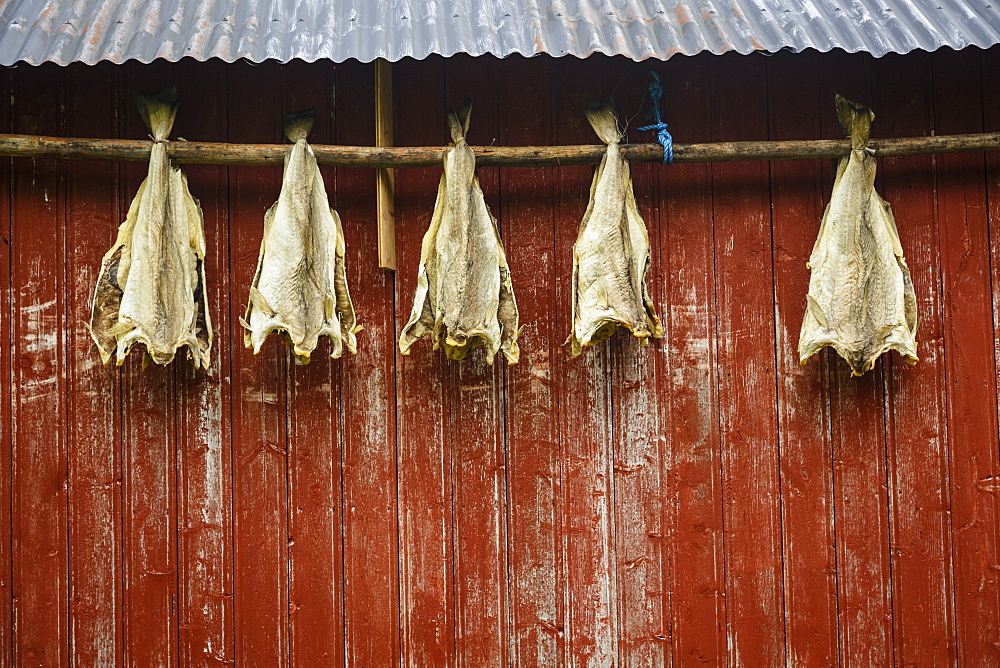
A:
[{"xmin": 1, "ymin": 132, "xmax": 999, "ymax": 167}]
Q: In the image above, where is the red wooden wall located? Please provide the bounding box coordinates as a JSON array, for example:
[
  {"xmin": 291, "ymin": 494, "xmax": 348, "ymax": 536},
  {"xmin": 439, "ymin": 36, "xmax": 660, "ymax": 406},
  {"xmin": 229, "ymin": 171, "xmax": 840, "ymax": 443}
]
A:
[{"xmin": 2, "ymin": 46, "xmax": 999, "ymax": 666}]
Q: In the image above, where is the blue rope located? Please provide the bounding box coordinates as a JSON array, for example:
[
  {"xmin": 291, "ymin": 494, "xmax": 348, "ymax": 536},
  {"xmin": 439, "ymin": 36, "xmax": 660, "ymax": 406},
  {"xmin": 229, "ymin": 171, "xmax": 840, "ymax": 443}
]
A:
[{"xmin": 637, "ymin": 70, "xmax": 673, "ymax": 165}]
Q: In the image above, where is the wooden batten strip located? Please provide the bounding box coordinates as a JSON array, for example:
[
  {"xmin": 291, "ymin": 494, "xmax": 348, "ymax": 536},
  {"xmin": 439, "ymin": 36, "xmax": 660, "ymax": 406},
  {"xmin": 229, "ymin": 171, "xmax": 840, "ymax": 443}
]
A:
[
  {"xmin": 1, "ymin": 131, "xmax": 999, "ymax": 167},
  {"xmin": 375, "ymin": 59, "xmax": 397, "ymax": 270}
]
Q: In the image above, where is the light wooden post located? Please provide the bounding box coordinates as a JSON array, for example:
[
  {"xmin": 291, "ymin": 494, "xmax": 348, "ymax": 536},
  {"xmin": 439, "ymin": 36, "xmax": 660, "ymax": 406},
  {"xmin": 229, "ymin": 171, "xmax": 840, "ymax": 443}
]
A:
[{"xmin": 375, "ymin": 59, "xmax": 396, "ymax": 270}]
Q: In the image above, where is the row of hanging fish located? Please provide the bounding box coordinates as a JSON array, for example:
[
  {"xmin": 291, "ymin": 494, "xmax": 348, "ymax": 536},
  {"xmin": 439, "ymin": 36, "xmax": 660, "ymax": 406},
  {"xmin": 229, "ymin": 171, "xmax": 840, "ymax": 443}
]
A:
[
  {"xmin": 397, "ymin": 97, "xmax": 664, "ymax": 364},
  {"xmin": 87, "ymin": 88, "xmax": 359, "ymax": 368},
  {"xmin": 86, "ymin": 90, "xmax": 916, "ymax": 376}
]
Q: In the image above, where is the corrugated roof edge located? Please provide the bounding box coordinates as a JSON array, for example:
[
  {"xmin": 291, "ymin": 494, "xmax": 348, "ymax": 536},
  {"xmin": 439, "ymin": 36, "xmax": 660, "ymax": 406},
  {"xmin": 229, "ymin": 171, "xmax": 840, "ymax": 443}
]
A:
[
  {"xmin": 2, "ymin": 0, "xmax": 998, "ymax": 67},
  {"xmin": 4, "ymin": 41, "xmax": 998, "ymax": 68}
]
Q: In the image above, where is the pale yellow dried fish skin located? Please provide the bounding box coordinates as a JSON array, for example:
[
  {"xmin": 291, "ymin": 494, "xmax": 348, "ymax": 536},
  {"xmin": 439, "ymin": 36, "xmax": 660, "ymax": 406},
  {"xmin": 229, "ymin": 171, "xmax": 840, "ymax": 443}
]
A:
[
  {"xmin": 569, "ymin": 102, "xmax": 663, "ymax": 356},
  {"xmin": 799, "ymin": 97, "xmax": 918, "ymax": 375},
  {"xmin": 243, "ymin": 137, "xmax": 359, "ymax": 364},
  {"xmin": 87, "ymin": 89, "xmax": 212, "ymax": 369},
  {"xmin": 399, "ymin": 103, "xmax": 520, "ymax": 365}
]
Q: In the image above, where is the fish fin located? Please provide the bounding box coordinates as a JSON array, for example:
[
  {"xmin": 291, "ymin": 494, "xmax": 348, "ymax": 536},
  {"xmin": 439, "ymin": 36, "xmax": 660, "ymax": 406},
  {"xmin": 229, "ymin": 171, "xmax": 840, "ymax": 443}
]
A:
[
  {"xmin": 248, "ymin": 287, "xmax": 276, "ymax": 317},
  {"xmin": 324, "ymin": 294, "xmax": 336, "ymax": 323},
  {"xmin": 805, "ymin": 294, "xmax": 830, "ymax": 330},
  {"xmin": 105, "ymin": 321, "xmax": 135, "ymax": 337},
  {"xmin": 283, "ymin": 109, "xmax": 315, "ymax": 143}
]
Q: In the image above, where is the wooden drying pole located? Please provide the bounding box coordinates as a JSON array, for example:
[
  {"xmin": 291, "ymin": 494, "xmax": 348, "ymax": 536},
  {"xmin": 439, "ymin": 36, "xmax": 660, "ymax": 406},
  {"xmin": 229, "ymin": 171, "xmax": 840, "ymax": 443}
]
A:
[
  {"xmin": 2, "ymin": 132, "xmax": 999, "ymax": 167},
  {"xmin": 374, "ymin": 59, "xmax": 396, "ymax": 270}
]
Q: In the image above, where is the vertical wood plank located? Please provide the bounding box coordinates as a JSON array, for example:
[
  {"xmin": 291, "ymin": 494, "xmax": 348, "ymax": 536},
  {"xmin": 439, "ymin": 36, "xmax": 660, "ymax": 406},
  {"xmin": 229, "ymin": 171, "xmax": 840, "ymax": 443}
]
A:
[
  {"xmin": 117, "ymin": 60, "xmax": 180, "ymax": 668},
  {"xmin": 818, "ymin": 52, "xmax": 895, "ymax": 667},
  {"xmin": 499, "ymin": 54, "xmax": 564, "ymax": 668},
  {"xmin": 932, "ymin": 47, "xmax": 1000, "ymax": 666},
  {"xmin": 394, "ymin": 55, "xmax": 454, "ymax": 667},
  {"xmin": 173, "ymin": 58, "xmax": 235, "ymax": 666},
  {"xmin": 10, "ymin": 62, "xmax": 69, "ymax": 667},
  {"xmin": 872, "ymin": 50, "xmax": 957, "ymax": 666},
  {"xmin": 709, "ymin": 51, "xmax": 784, "ymax": 665},
  {"xmin": 658, "ymin": 54, "xmax": 727, "ymax": 664},
  {"xmin": 604, "ymin": 58, "xmax": 670, "ymax": 668},
  {"xmin": 227, "ymin": 60, "xmax": 289, "ymax": 666},
  {"xmin": 64, "ymin": 61, "xmax": 123, "ymax": 667},
  {"xmin": 0, "ymin": 65, "xmax": 12, "ymax": 667},
  {"xmin": 280, "ymin": 59, "xmax": 345, "ymax": 666},
  {"xmin": 765, "ymin": 50, "xmax": 839, "ymax": 666},
  {"xmin": 444, "ymin": 53, "xmax": 510, "ymax": 668},
  {"xmin": 551, "ymin": 56, "xmax": 619, "ymax": 667},
  {"xmin": 984, "ymin": 48, "xmax": 1000, "ymax": 668},
  {"xmin": 336, "ymin": 59, "xmax": 401, "ymax": 666}
]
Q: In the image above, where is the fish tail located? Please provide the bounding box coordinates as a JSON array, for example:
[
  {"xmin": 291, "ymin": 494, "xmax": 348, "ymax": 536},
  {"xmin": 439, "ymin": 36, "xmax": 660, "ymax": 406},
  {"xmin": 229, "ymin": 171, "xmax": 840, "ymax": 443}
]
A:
[
  {"xmin": 835, "ymin": 94, "xmax": 874, "ymax": 150},
  {"xmin": 133, "ymin": 86, "xmax": 178, "ymax": 141},
  {"xmin": 447, "ymin": 98, "xmax": 473, "ymax": 144},
  {"xmin": 585, "ymin": 97, "xmax": 623, "ymax": 146},
  {"xmin": 283, "ymin": 109, "xmax": 315, "ymax": 143}
]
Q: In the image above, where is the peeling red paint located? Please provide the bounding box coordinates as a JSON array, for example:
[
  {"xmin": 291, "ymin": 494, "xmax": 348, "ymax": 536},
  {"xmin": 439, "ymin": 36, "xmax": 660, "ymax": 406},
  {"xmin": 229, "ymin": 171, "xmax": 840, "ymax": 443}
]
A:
[{"xmin": 0, "ymin": 49, "xmax": 999, "ymax": 665}]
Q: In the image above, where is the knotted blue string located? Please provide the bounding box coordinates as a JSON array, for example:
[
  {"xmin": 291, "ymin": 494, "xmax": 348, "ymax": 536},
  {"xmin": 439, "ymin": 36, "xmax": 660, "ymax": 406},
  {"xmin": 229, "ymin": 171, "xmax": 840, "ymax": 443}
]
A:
[{"xmin": 637, "ymin": 71, "xmax": 673, "ymax": 165}]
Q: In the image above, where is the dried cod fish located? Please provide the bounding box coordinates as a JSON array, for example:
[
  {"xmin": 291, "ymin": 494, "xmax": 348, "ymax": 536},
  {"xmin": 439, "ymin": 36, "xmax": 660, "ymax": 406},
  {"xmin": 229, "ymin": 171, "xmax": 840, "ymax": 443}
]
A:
[
  {"xmin": 399, "ymin": 100, "xmax": 519, "ymax": 364},
  {"xmin": 799, "ymin": 95, "xmax": 918, "ymax": 375},
  {"xmin": 87, "ymin": 86, "xmax": 211, "ymax": 368},
  {"xmin": 569, "ymin": 99, "xmax": 663, "ymax": 355},
  {"xmin": 242, "ymin": 110, "xmax": 360, "ymax": 364}
]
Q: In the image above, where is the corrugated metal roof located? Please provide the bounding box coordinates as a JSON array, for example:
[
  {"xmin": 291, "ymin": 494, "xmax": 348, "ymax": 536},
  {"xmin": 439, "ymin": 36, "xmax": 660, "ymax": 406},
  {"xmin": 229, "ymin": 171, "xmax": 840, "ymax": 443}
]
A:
[{"xmin": 2, "ymin": 0, "xmax": 999, "ymax": 67}]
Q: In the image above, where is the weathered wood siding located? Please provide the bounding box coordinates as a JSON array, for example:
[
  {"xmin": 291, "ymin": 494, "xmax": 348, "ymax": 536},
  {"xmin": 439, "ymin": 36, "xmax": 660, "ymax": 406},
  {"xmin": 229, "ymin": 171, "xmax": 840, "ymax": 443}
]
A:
[{"xmin": 2, "ymin": 47, "xmax": 999, "ymax": 666}]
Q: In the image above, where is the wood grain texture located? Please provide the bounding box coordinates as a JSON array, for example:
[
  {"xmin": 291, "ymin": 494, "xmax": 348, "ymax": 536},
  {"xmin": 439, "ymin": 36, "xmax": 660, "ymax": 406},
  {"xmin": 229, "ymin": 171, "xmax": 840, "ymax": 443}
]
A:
[
  {"xmin": 227, "ymin": 61, "xmax": 290, "ymax": 665},
  {"xmin": 280, "ymin": 59, "xmax": 346, "ymax": 667},
  {"xmin": 10, "ymin": 63, "xmax": 69, "ymax": 668},
  {"xmin": 766, "ymin": 50, "xmax": 839, "ymax": 667},
  {"xmin": 932, "ymin": 48, "xmax": 1000, "ymax": 666},
  {"xmin": 1, "ymin": 49, "xmax": 999, "ymax": 667},
  {"xmin": 984, "ymin": 46, "xmax": 1000, "ymax": 668},
  {"xmin": 173, "ymin": 57, "xmax": 235, "ymax": 667},
  {"xmin": 337, "ymin": 59, "xmax": 401, "ymax": 667},
  {"xmin": 820, "ymin": 52, "xmax": 895, "ymax": 668},
  {"xmin": 0, "ymin": 66, "xmax": 12, "ymax": 666},
  {"xmin": 604, "ymin": 57, "xmax": 670, "ymax": 668},
  {"xmin": 64, "ymin": 61, "xmax": 122, "ymax": 668},
  {"xmin": 445, "ymin": 54, "xmax": 511, "ymax": 668},
  {"xmin": 118, "ymin": 61, "xmax": 180, "ymax": 668},
  {"xmin": 551, "ymin": 56, "xmax": 619, "ymax": 667},
  {"xmin": 393, "ymin": 55, "xmax": 455, "ymax": 667},
  {"xmin": 873, "ymin": 51, "xmax": 957, "ymax": 666},
  {"xmin": 658, "ymin": 55, "xmax": 728, "ymax": 665},
  {"xmin": 499, "ymin": 54, "xmax": 564, "ymax": 668},
  {"xmin": 711, "ymin": 51, "xmax": 786, "ymax": 665}
]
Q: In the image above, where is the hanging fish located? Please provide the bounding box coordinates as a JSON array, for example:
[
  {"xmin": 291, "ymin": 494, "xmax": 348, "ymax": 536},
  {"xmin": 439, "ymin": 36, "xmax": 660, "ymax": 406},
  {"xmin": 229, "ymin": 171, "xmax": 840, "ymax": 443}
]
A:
[
  {"xmin": 87, "ymin": 86, "xmax": 211, "ymax": 368},
  {"xmin": 799, "ymin": 95, "xmax": 918, "ymax": 375},
  {"xmin": 568, "ymin": 98, "xmax": 663, "ymax": 355},
  {"xmin": 399, "ymin": 99, "xmax": 520, "ymax": 364},
  {"xmin": 242, "ymin": 109, "xmax": 360, "ymax": 364}
]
